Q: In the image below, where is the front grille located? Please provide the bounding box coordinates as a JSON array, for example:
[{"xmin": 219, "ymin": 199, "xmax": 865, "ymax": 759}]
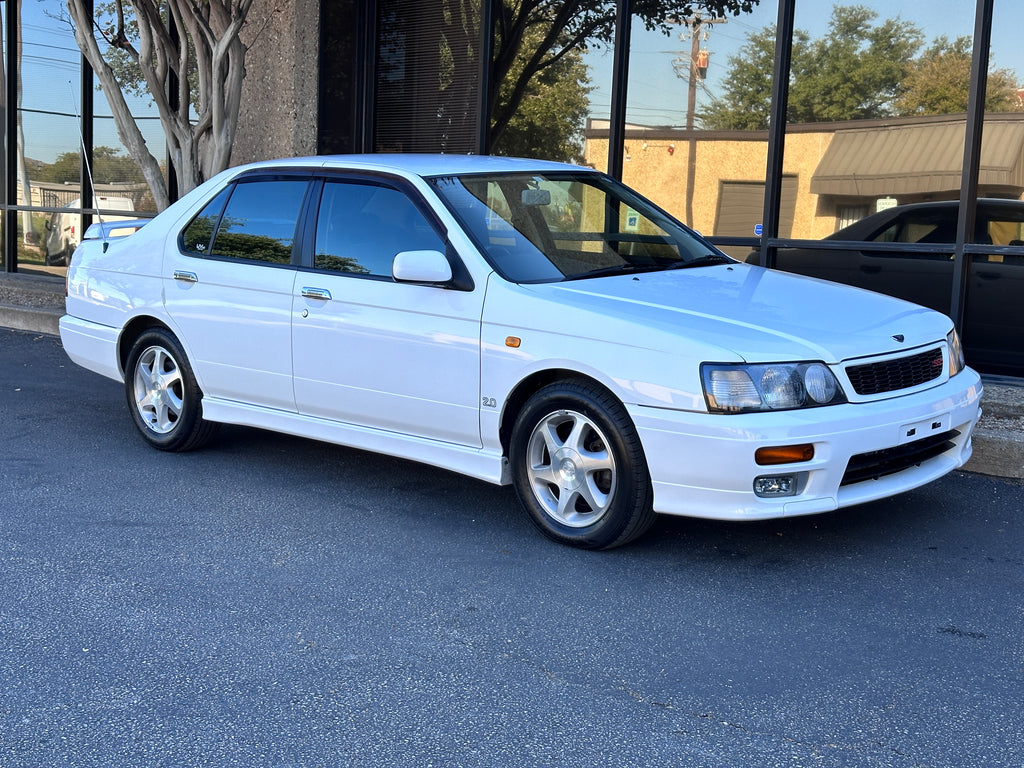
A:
[
  {"xmin": 845, "ymin": 347, "xmax": 944, "ymax": 395},
  {"xmin": 841, "ymin": 429, "xmax": 959, "ymax": 486}
]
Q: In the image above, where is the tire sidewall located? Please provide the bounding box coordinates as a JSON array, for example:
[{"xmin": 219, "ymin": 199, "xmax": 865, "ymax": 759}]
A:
[
  {"xmin": 510, "ymin": 381, "xmax": 652, "ymax": 549},
  {"xmin": 124, "ymin": 328, "xmax": 204, "ymax": 451}
]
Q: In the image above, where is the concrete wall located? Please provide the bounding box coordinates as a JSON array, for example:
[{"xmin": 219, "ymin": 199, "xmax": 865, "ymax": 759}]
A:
[{"xmin": 232, "ymin": 0, "xmax": 321, "ymax": 165}]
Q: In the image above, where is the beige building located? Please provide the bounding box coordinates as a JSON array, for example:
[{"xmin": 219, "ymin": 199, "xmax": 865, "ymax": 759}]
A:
[{"xmin": 584, "ymin": 113, "xmax": 1024, "ymax": 245}]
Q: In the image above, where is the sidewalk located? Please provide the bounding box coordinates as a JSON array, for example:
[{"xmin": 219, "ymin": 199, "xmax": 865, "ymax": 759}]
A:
[{"xmin": 2, "ymin": 270, "xmax": 1022, "ymax": 480}]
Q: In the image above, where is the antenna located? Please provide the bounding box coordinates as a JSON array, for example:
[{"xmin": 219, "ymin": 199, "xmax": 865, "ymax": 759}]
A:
[{"xmin": 68, "ymin": 80, "xmax": 109, "ymax": 251}]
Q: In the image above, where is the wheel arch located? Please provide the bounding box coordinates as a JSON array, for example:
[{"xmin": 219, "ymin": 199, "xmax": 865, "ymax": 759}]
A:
[
  {"xmin": 117, "ymin": 315, "xmax": 175, "ymax": 378},
  {"xmin": 499, "ymin": 368, "xmax": 624, "ymax": 458}
]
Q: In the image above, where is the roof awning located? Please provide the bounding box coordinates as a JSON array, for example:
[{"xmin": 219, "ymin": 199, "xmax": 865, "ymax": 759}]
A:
[{"xmin": 810, "ymin": 120, "xmax": 1024, "ymax": 197}]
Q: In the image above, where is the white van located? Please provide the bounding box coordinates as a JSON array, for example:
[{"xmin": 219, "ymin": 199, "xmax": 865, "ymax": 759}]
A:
[{"xmin": 45, "ymin": 195, "xmax": 135, "ymax": 265}]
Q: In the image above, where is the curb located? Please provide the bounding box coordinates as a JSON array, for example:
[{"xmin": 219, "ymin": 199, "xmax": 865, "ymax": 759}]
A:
[
  {"xmin": 2, "ymin": 272, "xmax": 1021, "ymax": 481},
  {"xmin": 0, "ymin": 302, "xmax": 62, "ymax": 336},
  {"xmin": 965, "ymin": 382, "xmax": 1024, "ymax": 480}
]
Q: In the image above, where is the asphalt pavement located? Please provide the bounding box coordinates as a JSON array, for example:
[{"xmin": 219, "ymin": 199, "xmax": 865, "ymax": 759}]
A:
[{"xmin": 2, "ymin": 326, "xmax": 1023, "ymax": 767}]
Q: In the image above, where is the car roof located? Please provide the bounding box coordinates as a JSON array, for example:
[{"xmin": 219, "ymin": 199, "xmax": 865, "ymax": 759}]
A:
[{"xmin": 230, "ymin": 154, "xmax": 594, "ymax": 179}]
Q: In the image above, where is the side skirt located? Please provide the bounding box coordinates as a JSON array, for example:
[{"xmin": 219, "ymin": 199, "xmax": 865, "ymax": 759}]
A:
[{"xmin": 201, "ymin": 397, "xmax": 512, "ymax": 486}]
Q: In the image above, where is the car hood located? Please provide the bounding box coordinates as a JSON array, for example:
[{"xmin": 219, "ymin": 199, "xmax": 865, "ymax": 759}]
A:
[{"xmin": 527, "ymin": 263, "xmax": 950, "ymax": 363}]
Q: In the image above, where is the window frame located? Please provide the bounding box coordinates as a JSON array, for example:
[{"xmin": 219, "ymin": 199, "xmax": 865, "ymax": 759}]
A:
[{"xmin": 177, "ymin": 171, "xmax": 316, "ymax": 268}]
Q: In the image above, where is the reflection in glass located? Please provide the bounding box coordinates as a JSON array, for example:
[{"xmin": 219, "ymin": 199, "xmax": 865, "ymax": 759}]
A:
[{"xmin": 583, "ymin": 3, "xmax": 779, "ymax": 236}]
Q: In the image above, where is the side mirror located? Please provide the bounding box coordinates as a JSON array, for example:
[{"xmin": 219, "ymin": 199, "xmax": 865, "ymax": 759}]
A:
[{"xmin": 392, "ymin": 249, "xmax": 453, "ymax": 284}]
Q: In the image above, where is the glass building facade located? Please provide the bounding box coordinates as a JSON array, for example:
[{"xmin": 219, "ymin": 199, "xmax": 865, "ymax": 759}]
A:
[{"xmin": 1, "ymin": 0, "xmax": 1017, "ymax": 372}]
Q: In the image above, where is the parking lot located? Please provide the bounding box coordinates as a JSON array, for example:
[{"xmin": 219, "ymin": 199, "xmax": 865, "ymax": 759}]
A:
[{"xmin": 2, "ymin": 327, "xmax": 1023, "ymax": 767}]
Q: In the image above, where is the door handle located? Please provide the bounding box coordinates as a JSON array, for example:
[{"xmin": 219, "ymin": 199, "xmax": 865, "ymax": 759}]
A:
[
  {"xmin": 173, "ymin": 270, "xmax": 198, "ymax": 283},
  {"xmin": 301, "ymin": 287, "xmax": 332, "ymax": 301}
]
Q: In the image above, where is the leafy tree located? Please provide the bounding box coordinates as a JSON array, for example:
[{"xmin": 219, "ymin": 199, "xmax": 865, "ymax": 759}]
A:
[
  {"xmin": 698, "ymin": 24, "xmax": 806, "ymax": 130},
  {"xmin": 702, "ymin": 4, "xmax": 923, "ymax": 128},
  {"xmin": 491, "ymin": 0, "xmax": 760, "ymax": 148},
  {"xmin": 894, "ymin": 35, "xmax": 1022, "ymax": 115},
  {"xmin": 65, "ymin": 0, "xmax": 259, "ymax": 210},
  {"xmin": 492, "ymin": 27, "xmax": 591, "ymax": 161},
  {"xmin": 37, "ymin": 147, "xmax": 146, "ymax": 185},
  {"xmin": 789, "ymin": 5, "xmax": 922, "ymax": 123}
]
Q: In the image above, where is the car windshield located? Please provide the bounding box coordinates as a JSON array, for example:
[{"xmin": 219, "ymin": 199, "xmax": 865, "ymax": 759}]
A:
[{"xmin": 429, "ymin": 171, "xmax": 731, "ymax": 283}]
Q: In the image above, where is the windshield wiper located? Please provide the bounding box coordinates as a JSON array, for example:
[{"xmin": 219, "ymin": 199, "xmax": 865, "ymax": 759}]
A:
[
  {"xmin": 563, "ymin": 263, "xmax": 667, "ymax": 281},
  {"xmin": 666, "ymin": 254, "xmax": 734, "ymax": 269}
]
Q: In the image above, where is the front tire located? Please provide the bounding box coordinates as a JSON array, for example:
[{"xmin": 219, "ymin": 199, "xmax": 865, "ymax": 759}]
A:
[
  {"xmin": 124, "ymin": 328, "xmax": 216, "ymax": 452},
  {"xmin": 510, "ymin": 379, "xmax": 655, "ymax": 549}
]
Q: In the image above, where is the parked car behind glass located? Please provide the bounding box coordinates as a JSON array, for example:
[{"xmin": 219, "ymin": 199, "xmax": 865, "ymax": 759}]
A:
[
  {"xmin": 748, "ymin": 199, "xmax": 1024, "ymax": 377},
  {"xmin": 60, "ymin": 156, "xmax": 982, "ymax": 549},
  {"xmin": 45, "ymin": 195, "xmax": 135, "ymax": 266}
]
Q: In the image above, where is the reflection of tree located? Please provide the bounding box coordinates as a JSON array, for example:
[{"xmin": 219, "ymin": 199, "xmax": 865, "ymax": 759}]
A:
[
  {"xmin": 182, "ymin": 213, "xmax": 216, "ymax": 254},
  {"xmin": 895, "ymin": 36, "xmax": 1023, "ymax": 115},
  {"xmin": 702, "ymin": 4, "xmax": 1023, "ymax": 130},
  {"xmin": 37, "ymin": 147, "xmax": 147, "ymax": 185},
  {"xmin": 315, "ymin": 253, "xmax": 371, "ymax": 274},
  {"xmin": 491, "ymin": 0, "xmax": 759, "ymax": 148},
  {"xmin": 492, "ymin": 26, "xmax": 591, "ymax": 162},
  {"xmin": 211, "ymin": 230, "xmax": 293, "ymax": 264},
  {"xmin": 703, "ymin": 6, "xmax": 923, "ymax": 129}
]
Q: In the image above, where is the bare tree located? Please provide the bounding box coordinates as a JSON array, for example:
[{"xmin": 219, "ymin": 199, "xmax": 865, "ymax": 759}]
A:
[{"xmin": 65, "ymin": 0, "xmax": 255, "ymax": 210}]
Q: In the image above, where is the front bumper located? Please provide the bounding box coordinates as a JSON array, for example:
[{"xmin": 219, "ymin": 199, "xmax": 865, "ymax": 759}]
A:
[{"xmin": 629, "ymin": 369, "xmax": 983, "ymax": 521}]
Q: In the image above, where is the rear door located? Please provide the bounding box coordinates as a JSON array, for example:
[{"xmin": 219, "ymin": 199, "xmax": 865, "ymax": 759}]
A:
[{"xmin": 164, "ymin": 175, "xmax": 311, "ymax": 411}]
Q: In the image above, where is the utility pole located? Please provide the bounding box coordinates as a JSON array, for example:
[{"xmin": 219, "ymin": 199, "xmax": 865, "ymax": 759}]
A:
[
  {"xmin": 676, "ymin": 15, "xmax": 725, "ymax": 225},
  {"xmin": 674, "ymin": 15, "xmax": 724, "ymax": 128}
]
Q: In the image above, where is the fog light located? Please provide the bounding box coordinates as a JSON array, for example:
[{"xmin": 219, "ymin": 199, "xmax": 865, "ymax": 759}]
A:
[{"xmin": 754, "ymin": 475, "xmax": 797, "ymax": 498}]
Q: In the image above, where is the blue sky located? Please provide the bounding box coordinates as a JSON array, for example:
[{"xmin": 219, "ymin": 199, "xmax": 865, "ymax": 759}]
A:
[
  {"xmin": 13, "ymin": 1, "xmax": 165, "ymax": 164},
  {"xmin": 11, "ymin": 0, "xmax": 1024, "ymax": 162},
  {"xmin": 586, "ymin": 0, "xmax": 1024, "ymax": 126}
]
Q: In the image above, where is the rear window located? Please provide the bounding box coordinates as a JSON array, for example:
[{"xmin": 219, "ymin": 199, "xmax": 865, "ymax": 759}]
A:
[{"xmin": 181, "ymin": 179, "xmax": 309, "ymax": 265}]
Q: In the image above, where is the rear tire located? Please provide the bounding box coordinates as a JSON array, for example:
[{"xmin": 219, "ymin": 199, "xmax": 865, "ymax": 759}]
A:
[
  {"xmin": 124, "ymin": 328, "xmax": 217, "ymax": 452},
  {"xmin": 510, "ymin": 379, "xmax": 655, "ymax": 549}
]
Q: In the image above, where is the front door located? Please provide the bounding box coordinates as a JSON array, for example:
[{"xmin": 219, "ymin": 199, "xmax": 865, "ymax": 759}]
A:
[{"xmin": 291, "ymin": 178, "xmax": 484, "ymax": 447}]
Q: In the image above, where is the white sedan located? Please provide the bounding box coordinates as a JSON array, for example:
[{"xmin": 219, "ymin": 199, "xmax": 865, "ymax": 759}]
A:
[{"xmin": 60, "ymin": 155, "xmax": 983, "ymax": 549}]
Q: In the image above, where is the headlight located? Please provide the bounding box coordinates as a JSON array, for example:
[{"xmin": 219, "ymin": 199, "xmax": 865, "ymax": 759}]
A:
[
  {"xmin": 702, "ymin": 362, "xmax": 847, "ymax": 414},
  {"xmin": 947, "ymin": 329, "xmax": 966, "ymax": 377}
]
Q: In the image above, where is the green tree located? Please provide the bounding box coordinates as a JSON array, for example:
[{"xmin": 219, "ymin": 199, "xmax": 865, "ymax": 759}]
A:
[
  {"xmin": 492, "ymin": 28, "xmax": 591, "ymax": 161},
  {"xmin": 789, "ymin": 5, "xmax": 922, "ymax": 123},
  {"xmin": 491, "ymin": 0, "xmax": 760, "ymax": 148},
  {"xmin": 37, "ymin": 147, "xmax": 147, "ymax": 185},
  {"xmin": 894, "ymin": 35, "xmax": 1022, "ymax": 115},
  {"xmin": 698, "ymin": 24, "xmax": 807, "ymax": 130},
  {"xmin": 701, "ymin": 4, "xmax": 923, "ymax": 129}
]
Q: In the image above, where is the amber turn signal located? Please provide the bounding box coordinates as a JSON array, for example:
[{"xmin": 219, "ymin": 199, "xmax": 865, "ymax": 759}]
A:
[{"xmin": 755, "ymin": 444, "xmax": 815, "ymax": 465}]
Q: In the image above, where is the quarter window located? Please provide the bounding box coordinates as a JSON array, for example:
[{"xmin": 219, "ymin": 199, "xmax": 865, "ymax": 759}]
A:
[{"xmin": 182, "ymin": 187, "xmax": 231, "ymax": 255}]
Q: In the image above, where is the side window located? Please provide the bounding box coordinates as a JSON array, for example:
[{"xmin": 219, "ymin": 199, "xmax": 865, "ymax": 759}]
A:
[
  {"xmin": 986, "ymin": 217, "xmax": 1024, "ymax": 246},
  {"xmin": 210, "ymin": 180, "xmax": 309, "ymax": 264},
  {"xmin": 182, "ymin": 187, "xmax": 231, "ymax": 255},
  {"xmin": 872, "ymin": 213, "xmax": 956, "ymax": 252},
  {"xmin": 181, "ymin": 179, "xmax": 308, "ymax": 263},
  {"xmin": 314, "ymin": 181, "xmax": 444, "ymax": 277}
]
